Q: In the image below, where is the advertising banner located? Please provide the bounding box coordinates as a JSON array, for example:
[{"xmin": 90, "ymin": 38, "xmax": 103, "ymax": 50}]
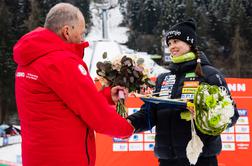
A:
[{"xmin": 96, "ymin": 78, "xmax": 251, "ymax": 166}]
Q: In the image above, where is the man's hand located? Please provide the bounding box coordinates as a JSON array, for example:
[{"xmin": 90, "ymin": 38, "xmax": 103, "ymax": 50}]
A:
[{"xmin": 111, "ymin": 86, "xmax": 128, "ymax": 104}]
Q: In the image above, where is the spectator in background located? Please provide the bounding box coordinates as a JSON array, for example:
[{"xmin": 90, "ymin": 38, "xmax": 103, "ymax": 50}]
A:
[
  {"xmin": 13, "ymin": 3, "xmax": 133, "ymax": 166},
  {"xmin": 127, "ymin": 18, "xmax": 239, "ymax": 166}
]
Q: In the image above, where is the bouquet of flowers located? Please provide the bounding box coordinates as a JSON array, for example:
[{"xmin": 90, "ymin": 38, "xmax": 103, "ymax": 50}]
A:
[
  {"xmin": 186, "ymin": 83, "xmax": 235, "ymax": 164},
  {"xmin": 96, "ymin": 55, "xmax": 155, "ymax": 117},
  {"xmin": 193, "ymin": 84, "xmax": 235, "ymax": 136}
]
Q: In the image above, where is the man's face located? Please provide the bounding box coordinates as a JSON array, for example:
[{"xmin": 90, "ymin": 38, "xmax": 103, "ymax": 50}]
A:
[
  {"xmin": 62, "ymin": 13, "xmax": 85, "ymax": 44},
  {"xmin": 68, "ymin": 14, "xmax": 85, "ymax": 43}
]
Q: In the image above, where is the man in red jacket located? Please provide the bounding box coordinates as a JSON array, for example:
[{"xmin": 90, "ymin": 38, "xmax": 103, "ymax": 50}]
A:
[{"xmin": 13, "ymin": 3, "xmax": 133, "ymax": 166}]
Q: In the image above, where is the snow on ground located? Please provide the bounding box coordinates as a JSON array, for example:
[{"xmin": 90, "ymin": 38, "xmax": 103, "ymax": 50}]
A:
[
  {"xmin": 0, "ymin": 125, "xmax": 22, "ymax": 165},
  {"xmin": 0, "ymin": 144, "xmax": 21, "ymax": 165},
  {"xmin": 86, "ymin": 2, "xmax": 128, "ymax": 44}
]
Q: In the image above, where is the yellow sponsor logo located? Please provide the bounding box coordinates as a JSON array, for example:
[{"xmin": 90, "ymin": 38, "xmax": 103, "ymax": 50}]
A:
[{"xmin": 182, "ymin": 88, "xmax": 197, "ymax": 94}]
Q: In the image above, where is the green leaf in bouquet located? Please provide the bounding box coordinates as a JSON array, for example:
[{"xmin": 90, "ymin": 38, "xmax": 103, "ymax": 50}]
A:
[
  {"xmin": 196, "ymin": 111, "xmax": 208, "ymax": 130},
  {"xmin": 208, "ymin": 85, "xmax": 219, "ymax": 94},
  {"xmin": 208, "ymin": 115, "xmax": 221, "ymax": 128},
  {"xmin": 205, "ymin": 95, "xmax": 217, "ymax": 109},
  {"xmin": 218, "ymin": 93, "xmax": 224, "ymax": 101},
  {"xmin": 129, "ymin": 86, "xmax": 136, "ymax": 92},
  {"xmin": 180, "ymin": 111, "xmax": 191, "ymax": 121},
  {"xmin": 221, "ymin": 100, "xmax": 229, "ymax": 108}
]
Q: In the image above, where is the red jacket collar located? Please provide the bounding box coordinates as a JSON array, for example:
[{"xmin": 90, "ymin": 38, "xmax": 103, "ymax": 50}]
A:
[{"xmin": 13, "ymin": 27, "xmax": 89, "ymax": 66}]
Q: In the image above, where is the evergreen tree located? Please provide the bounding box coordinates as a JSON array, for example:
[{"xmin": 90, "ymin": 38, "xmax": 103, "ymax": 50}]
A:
[
  {"xmin": 158, "ymin": 0, "xmax": 186, "ymax": 31},
  {"xmin": 126, "ymin": 0, "xmax": 142, "ymax": 31},
  {"xmin": 243, "ymin": 0, "xmax": 252, "ymax": 44},
  {"xmin": 206, "ymin": 0, "xmax": 230, "ymax": 46},
  {"xmin": 118, "ymin": 0, "xmax": 127, "ymax": 24},
  {"xmin": 124, "ymin": 0, "xmax": 141, "ymax": 50},
  {"xmin": 194, "ymin": 2, "xmax": 208, "ymax": 50},
  {"xmin": 227, "ymin": 0, "xmax": 247, "ymax": 40},
  {"xmin": 0, "ymin": 0, "xmax": 30, "ymax": 124},
  {"xmin": 185, "ymin": 0, "xmax": 195, "ymax": 17}
]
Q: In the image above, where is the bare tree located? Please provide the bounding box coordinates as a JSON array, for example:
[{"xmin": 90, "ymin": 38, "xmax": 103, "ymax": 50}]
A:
[{"xmin": 231, "ymin": 26, "xmax": 245, "ymax": 77}]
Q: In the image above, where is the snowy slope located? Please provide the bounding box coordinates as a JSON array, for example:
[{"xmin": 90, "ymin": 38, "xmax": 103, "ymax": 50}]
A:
[{"xmin": 84, "ymin": 2, "xmax": 168, "ymax": 79}]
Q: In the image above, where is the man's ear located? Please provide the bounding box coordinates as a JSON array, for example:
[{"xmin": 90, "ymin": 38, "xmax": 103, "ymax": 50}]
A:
[{"xmin": 61, "ymin": 25, "xmax": 70, "ymax": 41}]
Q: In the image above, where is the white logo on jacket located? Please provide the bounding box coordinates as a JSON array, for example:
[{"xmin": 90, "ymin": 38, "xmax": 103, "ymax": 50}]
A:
[
  {"xmin": 78, "ymin": 64, "xmax": 87, "ymax": 75},
  {"xmin": 26, "ymin": 73, "xmax": 38, "ymax": 80},
  {"xmin": 16, "ymin": 72, "xmax": 25, "ymax": 77},
  {"xmin": 16, "ymin": 72, "xmax": 38, "ymax": 80}
]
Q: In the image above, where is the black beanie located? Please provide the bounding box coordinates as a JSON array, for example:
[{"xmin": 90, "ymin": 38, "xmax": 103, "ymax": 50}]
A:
[{"xmin": 166, "ymin": 18, "xmax": 197, "ymax": 49}]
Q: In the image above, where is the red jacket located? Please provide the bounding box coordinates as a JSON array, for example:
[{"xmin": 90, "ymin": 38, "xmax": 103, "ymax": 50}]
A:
[{"xmin": 13, "ymin": 27, "xmax": 133, "ymax": 166}]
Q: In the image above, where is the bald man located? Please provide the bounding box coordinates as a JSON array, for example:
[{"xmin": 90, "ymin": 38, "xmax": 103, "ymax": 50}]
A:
[{"xmin": 13, "ymin": 3, "xmax": 133, "ymax": 166}]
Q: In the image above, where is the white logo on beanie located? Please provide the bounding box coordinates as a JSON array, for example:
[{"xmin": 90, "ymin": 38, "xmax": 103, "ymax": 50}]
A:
[
  {"xmin": 186, "ymin": 36, "xmax": 194, "ymax": 44},
  {"xmin": 167, "ymin": 30, "xmax": 181, "ymax": 36}
]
